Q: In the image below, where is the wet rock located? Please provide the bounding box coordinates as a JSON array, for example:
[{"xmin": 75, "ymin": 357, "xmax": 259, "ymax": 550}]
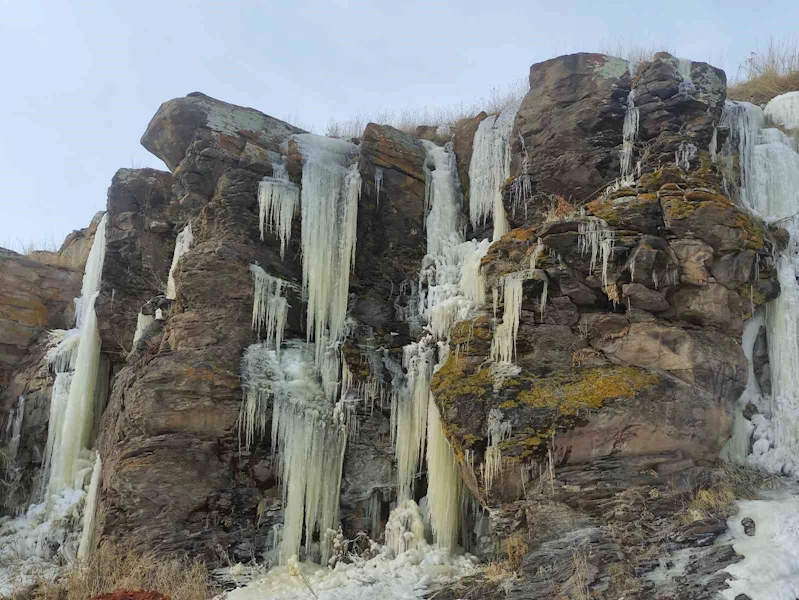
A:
[{"xmin": 741, "ymin": 517, "xmax": 756, "ymax": 536}]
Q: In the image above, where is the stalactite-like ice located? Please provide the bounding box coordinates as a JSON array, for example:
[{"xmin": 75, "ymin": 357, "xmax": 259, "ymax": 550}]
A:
[
  {"xmin": 482, "ymin": 408, "xmax": 512, "ymax": 494},
  {"xmin": 4, "ymin": 396, "xmax": 25, "ymax": 471},
  {"xmin": 395, "ymin": 343, "xmax": 435, "ymax": 500},
  {"xmin": 468, "ymin": 99, "xmax": 521, "ymax": 241},
  {"xmin": 249, "ymin": 264, "xmax": 290, "ymax": 355},
  {"xmin": 719, "ymin": 101, "xmax": 765, "ymax": 211},
  {"xmin": 765, "ymin": 91, "xmax": 799, "ymax": 131},
  {"xmin": 578, "ymin": 217, "xmax": 615, "ymax": 291},
  {"xmin": 491, "ymin": 275, "xmax": 523, "ymax": 364},
  {"xmin": 166, "ymin": 223, "xmax": 193, "ymax": 301},
  {"xmin": 75, "ymin": 215, "xmax": 108, "ymax": 328},
  {"xmin": 45, "ymin": 328, "xmax": 81, "ymax": 373},
  {"xmin": 374, "ymin": 167, "xmax": 383, "ymax": 207},
  {"xmin": 426, "ymin": 396, "xmax": 461, "ymax": 550},
  {"xmin": 240, "ymin": 341, "xmax": 347, "ymax": 565},
  {"xmin": 258, "ymin": 177, "xmax": 299, "ymax": 259},
  {"xmin": 294, "ymin": 134, "xmax": 361, "ymax": 365}
]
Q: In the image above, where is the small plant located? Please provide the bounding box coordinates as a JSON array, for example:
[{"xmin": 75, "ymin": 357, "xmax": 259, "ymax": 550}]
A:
[{"xmin": 729, "ymin": 36, "xmax": 799, "ymax": 104}]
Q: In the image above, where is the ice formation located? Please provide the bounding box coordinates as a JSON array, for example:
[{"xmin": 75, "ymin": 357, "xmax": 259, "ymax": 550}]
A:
[
  {"xmin": 468, "ymin": 99, "xmax": 521, "ymax": 241},
  {"xmin": 717, "ymin": 94, "xmax": 799, "ymax": 474},
  {"xmin": 425, "ymin": 397, "xmax": 462, "ymax": 550},
  {"xmin": 491, "ymin": 274, "xmax": 523, "ymax": 364},
  {"xmin": 482, "ymin": 408, "xmax": 512, "ymax": 493},
  {"xmin": 421, "ymin": 140, "xmax": 463, "ymax": 257},
  {"xmin": 619, "ymin": 89, "xmax": 640, "ymax": 185},
  {"xmin": 250, "ymin": 264, "xmax": 290, "ymax": 354},
  {"xmin": 166, "ymin": 222, "xmax": 193, "ymax": 300},
  {"xmin": 258, "ymin": 177, "xmax": 300, "ymax": 259},
  {"xmin": 77, "ymin": 456, "xmax": 102, "ymax": 560},
  {"xmin": 294, "ymin": 134, "xmax": 361, "ymax": 364},
  {"xmin": 578, "ymin": 217, "xmax": 615, "ymax": 291},
  {"xmin": 765, "ymin": 91, "xmax": 799, "ymax": 131},
  {"xmin": 4, "ymin": 396, "xmax": 25, "ymax": 471},
  {"xmin": 240, "ymin": 342, "xmax": 347, "ymax": 565},
  {"xmin": 374, "ymin": 167, "xmax": 383, "ymax": 207},
  {"xmin": 131, "ymin": 311, "xmax": 155, "ymax": 346}
]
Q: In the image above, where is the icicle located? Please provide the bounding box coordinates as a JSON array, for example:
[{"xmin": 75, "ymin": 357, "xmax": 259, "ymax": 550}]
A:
[
  {"xmin": 510, "ymin": 134, "xmax": 533, "ymax": 218},
  {"xmin": 395, "ymin": 342, "xmax": 435, "ymax": 500},
  {"xmin": 482, "ymin": 408, "xmax": 512, "ymax": 493},
  {"xmin": 294, "ymin": 134, "xmax": 361, "ymax": 366},
  {"xmin": 45, "ymin": 328, "xmax": 81, "ymax": 373},
  {"xmin": 374, "ymin": 167, "xmax": 383, "ymax": 208},
  {"xmin": 132, "ymin": 312, "xmax": 155, "ymax": 346},
  {"xmin": 258, "ymin": 178, "xmax": 299, "ymax": 259},
  {"xmin": 166, "ymin": 223, "xmax": 193, "ymax": 301},
  {"xmin": 578, "ymin": 217, "xmax": 615, "ymax": 290},
  {"xmin": 426, "ymin": 396, "xmax": 461, "ymax": 550},
  {"xmin": 468, "ymin": 99, "xmax": 522, "ymax": 241},
  {"xmin": 239, "ymin": 341, "xmax": 347, "ymax": 564},
  {"xmin": 250, "ymin": 264, "xmax": 290, "ymax": 355},
  {"xmin": 620, "ymin": 90, "xmax": 640, "ymax": 186},
  {"xmin": 677, "ymin": 58, "xmax": 695, "ymax": 94},
  {"xmin": 719, "ymin": 101, "xmax": 765, "ymax": 210},
  {"xmin": 675, "ymin": 142, "xmax": 697, "ymax": 170},
  {"xmin": 490, "ymin": 275, "xmax": 524, "ymax": 364},
  {"xmin": 74, "ymin": 215, "xmax": 108, "ymax": 328},
  {"xmin": 77, "ymin": 455, "xmax": 101, "ymax": 559}
]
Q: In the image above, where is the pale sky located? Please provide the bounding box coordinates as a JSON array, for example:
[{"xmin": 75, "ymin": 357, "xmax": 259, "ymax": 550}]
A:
[{"xmin": 1, "ymin": 0, "xmax": 795, "ymax": 252}]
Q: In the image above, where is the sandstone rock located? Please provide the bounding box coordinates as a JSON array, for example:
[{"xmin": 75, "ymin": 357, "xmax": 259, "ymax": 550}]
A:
[
  {"xmin": 622, "ymin": 282, "xmax": 669, "ymax": 312},
  {"xmin": 594, "ymin": 322, "xmax": 747, "ymax": 402},
  {"xmin": 711, "ymin": 251, "xmax": 756, "ymax": 289},
  {"xmin": 670, "ymin": 238, "xmax": 714, "ymax": 286},
  {"xmin": 666, "ymin": 282, "xmax": 745, "ymax": 333}
]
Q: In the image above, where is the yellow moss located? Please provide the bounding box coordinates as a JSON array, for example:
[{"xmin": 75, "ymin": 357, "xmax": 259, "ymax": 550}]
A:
[
  {"xmin": 663, "ymin": 197, "xmax": 697, "ymax": 219},
  {"xmin": 431, "ymin": 356, "xmax": 493, "ymax": 409},
  {"xmin": 449, "ymin": 317, "xmax": 493, "ymax": 345},
  {"xmin": 517, "ymin": 366, "xmax": 659, "ymax": 416},
  {"xmin": 733, "ymin": 212, "xmax": 766, "ymax": 250}
]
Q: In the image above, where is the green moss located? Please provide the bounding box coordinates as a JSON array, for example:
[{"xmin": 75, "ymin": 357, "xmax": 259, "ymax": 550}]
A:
[
  {"xmin": 431, "ymin": 356, "xmax": 493, "ymax": 409},
  {"xmin": 449, "ymin": 317, "xmax": 493, "ymax": 345},
  {"xmin": 663, "ymin": 197, "xmax": 697, "ymax": 219}
]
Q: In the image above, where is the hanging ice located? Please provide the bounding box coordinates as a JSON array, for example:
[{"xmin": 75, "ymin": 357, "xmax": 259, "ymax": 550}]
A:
[
  {"xmin": 425, "ymin": 396, "xmax": 462, "ymax": 550},
  {"xmin": 578, "ymin": 217, "xmax": 615, "ymax": 291},
  {"xmin": 258, "ymin": 177, "xmax": 299, "ymax": 259},
  {"xmin": 490, "ymin": 274, "xmax": 523, "ymax": 364},
  {"xmin": 719, "ymin": 101, "xmax": 765, "ymax": 211},
  {"xmin": 374, "ymin": 167, "xmax": 383, "ymax": 207},
  {"xmin": 240, "ymin": 341, "xmax": 347, "ymax": 565},
  {"xmin": 421, "ymin": 140, "xmax": 463, "ymax": 257},
  {"xmin": 131, "ymin": 311, "xmax": 155, "ymax": 346},
  {"xmin": 4, "ymin": 396, "xmax": 25, "ymax": 472},
  {"xmin": 482, "ymin": 408, "xmax": 512, "ymax": 493},
  {"xmin": 77, "ymin": 455, "xmax": 102, "ymax": 560},
  {"xmin": 249, "ymin": 264, "xmax": 290, "ymax": 355},
  {"xmin": 293, "ymin": 134, "xmax": 361, "ymax": 365},
  {"xmin": 166, "ymin": 223, "xmax": 193, "ymax": 300},
  {"xmin": 468, "ymin": 99, "xmax": 522, "ymax": 241}
]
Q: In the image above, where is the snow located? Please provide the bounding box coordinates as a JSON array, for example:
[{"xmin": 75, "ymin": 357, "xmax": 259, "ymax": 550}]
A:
[
  {"xmin": 468, "ymin": 99, "xmax": 521, "ymax": 241},
  {"xmin": 721, "ymin": 496, "xmax": 799, "ymax": 600},
  {"xmin": 166, "ymin": 223, "xmax": 193, "ymax": 300},
  {"xmin": 765, "ymin": 91, "xmax": 799, "ymax": 131}
]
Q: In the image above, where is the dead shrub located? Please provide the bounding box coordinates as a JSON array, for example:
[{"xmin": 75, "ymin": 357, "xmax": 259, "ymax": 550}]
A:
[{"xmin": 729, "ymin": 37, "xmax": 799, "ymax": 104}]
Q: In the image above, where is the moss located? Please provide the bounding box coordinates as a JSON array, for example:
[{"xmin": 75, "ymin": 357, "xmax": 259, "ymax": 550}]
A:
[
  {"xmin": 449, "ymin": 316, "xmax": 493, "ymax": 345},
  {"xmin": 516, "ymin": 366, "xmax": 659, "ymax": 416},
  {"xmin": 733, "ymin": 212, "xmax": 766, "ymax": 251},
  {"xmin": 431, "ymin": 356, "xmax": 494, "ymax": 409},
  {"xmin": 662, "ymin": 197, "xmax": 697, "ymax": 219}
]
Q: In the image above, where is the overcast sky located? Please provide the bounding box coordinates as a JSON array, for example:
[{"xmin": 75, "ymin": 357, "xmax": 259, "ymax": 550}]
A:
[{"xmin": 1, "ymin": 0, "xmax": 796, "ymax": 252}]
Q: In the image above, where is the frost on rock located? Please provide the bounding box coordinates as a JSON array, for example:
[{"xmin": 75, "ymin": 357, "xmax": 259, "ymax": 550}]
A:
[
  {"xmin": 468, "ymin": 99, "xmax": 521, "ymax": 241},
  {"xmin": 166, "ymin": 222, "xmax": 193, "ymax": 300},
  {"xmin": 250, "ymin": 264, "xmax": 291, "ymax": 355},
  {"xmin": 239, "ymin": 342, "xmax": 347, "ymax": 565},
  {"xmin": 294, "ymin": 134, "xmax": 361, "ymax": 365},
  {"xmin": 765, "ymin": 91, "xmax": 799, "ymax": 131},
  {"xmin": 259, "ymin": 177, "xmax": 300, "ymax": 259}
]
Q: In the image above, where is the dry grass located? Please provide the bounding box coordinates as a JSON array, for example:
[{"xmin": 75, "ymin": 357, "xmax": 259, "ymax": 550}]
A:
[
  {"xmin": 729, "ymin": 37, "xmax": 799, "ymax": 104},
  {"xmin": 19, "ymin": 543, "xmax": 216, "ymax": 600},
  {"xmin": 323, "ymin": 79, "xmax": 528, "ymax": 140},
  {"xmin": 596, "ymin": 39, "xmax": 675, "ymax": 70}
]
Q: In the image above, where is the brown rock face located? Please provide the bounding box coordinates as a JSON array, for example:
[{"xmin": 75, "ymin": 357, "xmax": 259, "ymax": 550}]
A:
[
  {"xmin": 0, "ymin": 253, "xmax": 81, "ymax": 381},
  {"xmin": 508, "ymin": 53, "xmax": 631, "ymax": 223}
]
